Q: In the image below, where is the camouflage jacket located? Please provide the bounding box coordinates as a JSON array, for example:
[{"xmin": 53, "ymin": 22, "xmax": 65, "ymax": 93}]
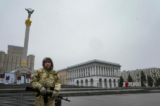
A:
[{"xmin": 30, "ymin": 68, "xmax": 61, "ymax": 91}]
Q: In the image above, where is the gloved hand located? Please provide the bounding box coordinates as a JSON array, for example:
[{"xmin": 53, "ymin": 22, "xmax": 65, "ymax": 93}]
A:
[
  {"xmin": 52, "ymin": 90, "xmax": 58, "ymax": 98},
  {"xmin": 39, "ymin": 87, "xmax": 46, "ymax": 95}
]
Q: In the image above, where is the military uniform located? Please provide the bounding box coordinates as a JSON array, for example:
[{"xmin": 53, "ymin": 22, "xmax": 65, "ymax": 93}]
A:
[{"xmin": 31, "ymin": 57, "xmax": 61, "ymax": 106}]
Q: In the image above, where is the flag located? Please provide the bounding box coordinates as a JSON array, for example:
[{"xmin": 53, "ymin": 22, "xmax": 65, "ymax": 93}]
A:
[
  {"xmin": 17, "ymin": 76, "xmax": 21, "ymax": 80},
  {"xmin": 6, "ymin": 76, "xmax": 10, "ymax": 80},
  {"xmin": 26, "ymin": 74, "xmax": 31, "ymax": 79},
  {"xmin": 0, "ymin": 74, "xmax": 5, "ymax": 78}
]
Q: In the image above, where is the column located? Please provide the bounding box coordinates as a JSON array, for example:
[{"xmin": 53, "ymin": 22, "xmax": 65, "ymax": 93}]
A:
[
  {"xmin": 100, "ymin": 66, "xmax": 101, "ymax": 75},
  {"xmin": 78, "ymin": 69, "xmax": 79, "ymax": 78},
  {"xmin": 89, "ymin": 67, "xmax": 91, "ymax": 76},
  {"xmin": 86, "ymin": 67, "xmax": 88, "ymax": 76},
  {"xmin": 103, "ymin": 67, "xmax": 104, "ymax": 75},
  {"xmin": 80, "ymin": 69, "xmax": 82, "ymax": 77},
  {"xmin": 99, "ymin": 66, "xmax": 102, "ymax": 75},
  {"xmin": 99, "ymin": 67, "xmax": 100, "ymax": 75},
  {"xmin": 98, "ymin": 66, "xmax": 100, "ymax": 75},
  {"xmin": 81, "ymin": 69, "xmax": 82, "ymax": 77},
  {"xmin": 105, "ymin": 67, "xmax": 107, "ymax": 76},
  {"xmin": 106, "ymin": 68, "xmax": 108, "ymax": 76},
  {"xmin": 72, "ymin": 70, "xmax": 74, "ymax": 78},
  {"xmin": 74, "ymin": 70, "xmax": 76, "ymax": 78},
  {"xmin": 103, "ymin": 67, "xmax": 105, "ymax": 76},
  {"xmin": 73, "ymin": 70, "xmax": 74, "ymax": 78},
  {"xmin": 111, "ymin": 68, "xmax": 112, "ymax": 76},
  {"xmin": 97, "ymin": 66, "xmax": 99, "ymax": 75},
  {"xmin": 87, "ymin": 67, "xmax": 89, "ymax": 76},
  {"xmin": 88, "ymin": 67, "xmax": 90, "ymax": 76},
  {"xmin": 90, "ymin": 67, "xmax": 92, "ymax": 76},
  {"xmin": 82, "ymin": 69, "xmax": 83, "ymax": 77},
  {"xmin": 83, "ymin": 68, "xmax": 85, "ymax": 77},
  {"xmin": 93, "ymin": 66, "xmax": 95, "ymax": 75},
  {"xmin": 72, "ymin": 70, "xmax": 73, "ymax": 78},
  {"xmin": 70, "ymin": 71, "xmax": 71, "ymax": 78},
  {"xmin": 88, "ymin": 67, "xmax": 89, "ymax": 76},
  {"xmin": 113, "ymin": 68, "xmax": 114, "ymax": 76},
  {"xmin": 79, "ymin": 69, "xmax": 81, "ymax": 77},
  {"xmin": 79, "ymin": 69, "xmax": 80, "ymax": 77},
  {"xmin": 76, "ymin": 70, "xmax": 78, "ymax": 78},
  {"xmin": 73, "ymin": 70, "xmax": 75, "ymax": 78},
  {"xmin": 101, "ymin": 67, "xmax": 102, "ymax": 75},
  {"xmin": 75, "ymin": 70, "xmax": 77, "ymax": 78},
  {"xmin": 76, "ymin": 69, "xmax": 78, "ymax": 78},
  {"xmin": 94, "ymin": 66, "xmax": 97, "ymax": 75}
]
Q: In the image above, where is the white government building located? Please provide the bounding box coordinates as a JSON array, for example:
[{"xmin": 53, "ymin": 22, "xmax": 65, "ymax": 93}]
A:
[{"xmin": 67, "ymin": 59, "xmax": 121, "ymax": 88}]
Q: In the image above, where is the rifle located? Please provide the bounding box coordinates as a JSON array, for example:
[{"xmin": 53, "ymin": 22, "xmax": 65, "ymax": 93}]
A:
[{"xmin": 25, "ymin": 86, "xmax": 71, "ymax": 106}]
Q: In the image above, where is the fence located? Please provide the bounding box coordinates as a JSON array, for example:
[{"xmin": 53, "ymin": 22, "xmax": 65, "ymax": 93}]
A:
[{"xmin": 0, "ymin": 93, "xmax": 34, "ymax": 106}]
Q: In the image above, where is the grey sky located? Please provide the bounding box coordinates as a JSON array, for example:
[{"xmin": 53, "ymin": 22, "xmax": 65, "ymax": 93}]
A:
[{"xmin": 0, "ymin": 0, "xmax": 160, "ymax": 71}]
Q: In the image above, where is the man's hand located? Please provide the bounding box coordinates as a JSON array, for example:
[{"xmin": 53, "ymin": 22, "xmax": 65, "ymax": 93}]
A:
[
  {"xmin": 40, "ymin": 87, "xmax": 46, "ymax": 95},
  {"xmin": 52, "ymin": 90, "xmax": 58, "ymax": 98}
]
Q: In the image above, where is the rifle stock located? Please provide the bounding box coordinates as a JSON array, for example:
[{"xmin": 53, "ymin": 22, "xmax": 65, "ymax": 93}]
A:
[
  {"xmin": 25, "ymin": 86, "xmax": 39, "ymax": 92},
  {"xmin": 25, "ymin": 86, "xmax": 71, "ymax": 102}
]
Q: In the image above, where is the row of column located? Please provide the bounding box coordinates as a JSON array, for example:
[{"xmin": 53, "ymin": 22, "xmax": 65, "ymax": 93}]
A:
[
  {"xmin": 68, "ymin": 66, "xmax": 121, "ymax": 79},
  {"xmin": 69, "ymin": 79, "xmax": 119, "ymax": 88}
]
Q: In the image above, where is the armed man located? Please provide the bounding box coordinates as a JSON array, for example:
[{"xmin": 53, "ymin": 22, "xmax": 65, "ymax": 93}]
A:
[{"xmin": 30, "ymin": 57, "xmax": 61, "ymax": 106}]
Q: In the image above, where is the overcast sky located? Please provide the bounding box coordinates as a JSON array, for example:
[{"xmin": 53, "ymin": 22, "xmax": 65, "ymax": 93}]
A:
[{"xmin": 0, "ymin": 0, "xmax": 160, "ymax": 71}]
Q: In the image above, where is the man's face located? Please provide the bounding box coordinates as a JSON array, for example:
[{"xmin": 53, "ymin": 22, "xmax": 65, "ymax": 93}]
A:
[{"xmin": 44, "ymin": 62, "xmax": 51, "ymax": 68}]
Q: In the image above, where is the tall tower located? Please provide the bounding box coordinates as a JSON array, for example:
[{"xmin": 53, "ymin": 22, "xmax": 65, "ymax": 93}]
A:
[
  {"xmin": 15, "ymin": 8, "xmax": 34, "ymax": 84},
  {"xmin": 21, "ymin": 8, "xmax": 34, "ymax": 67}
]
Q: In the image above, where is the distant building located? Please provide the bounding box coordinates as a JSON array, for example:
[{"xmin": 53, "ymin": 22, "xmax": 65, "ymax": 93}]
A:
[
  {"xmin": 0, "ymin": 45, "xmax": 35, "ymax": 73},
  {"xmin": 0, "ymin": 51, "xmax": 6, "ymax": 73},
  {"xmin": 121, "ymin": 67, "xmax": 160, "ymax": 87},
  {"xmin": 67, "ymin": 59, "xmax": 121, "ymax": 88},
  {"xmin": 27, "ymin": 54, "xmax": 35, "ymax": 72},
  {"xmin": 57, "ymin": 68, "xmax": 68, "ymax": 85}
]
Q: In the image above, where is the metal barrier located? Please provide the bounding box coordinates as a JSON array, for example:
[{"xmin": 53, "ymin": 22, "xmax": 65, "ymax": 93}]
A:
[{"xmin": 0, "ymin": 93, "xmax": 34, "ymax": 106}]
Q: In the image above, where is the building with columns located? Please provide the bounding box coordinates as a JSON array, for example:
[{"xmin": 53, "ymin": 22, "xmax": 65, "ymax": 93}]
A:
[
  {"xmin": 67, "ymin": 59, "xmax": 121, "ymax": 88},
  {"xmin": 121, "ymin": 67, "xmax": 160, "ymax": 87}
]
